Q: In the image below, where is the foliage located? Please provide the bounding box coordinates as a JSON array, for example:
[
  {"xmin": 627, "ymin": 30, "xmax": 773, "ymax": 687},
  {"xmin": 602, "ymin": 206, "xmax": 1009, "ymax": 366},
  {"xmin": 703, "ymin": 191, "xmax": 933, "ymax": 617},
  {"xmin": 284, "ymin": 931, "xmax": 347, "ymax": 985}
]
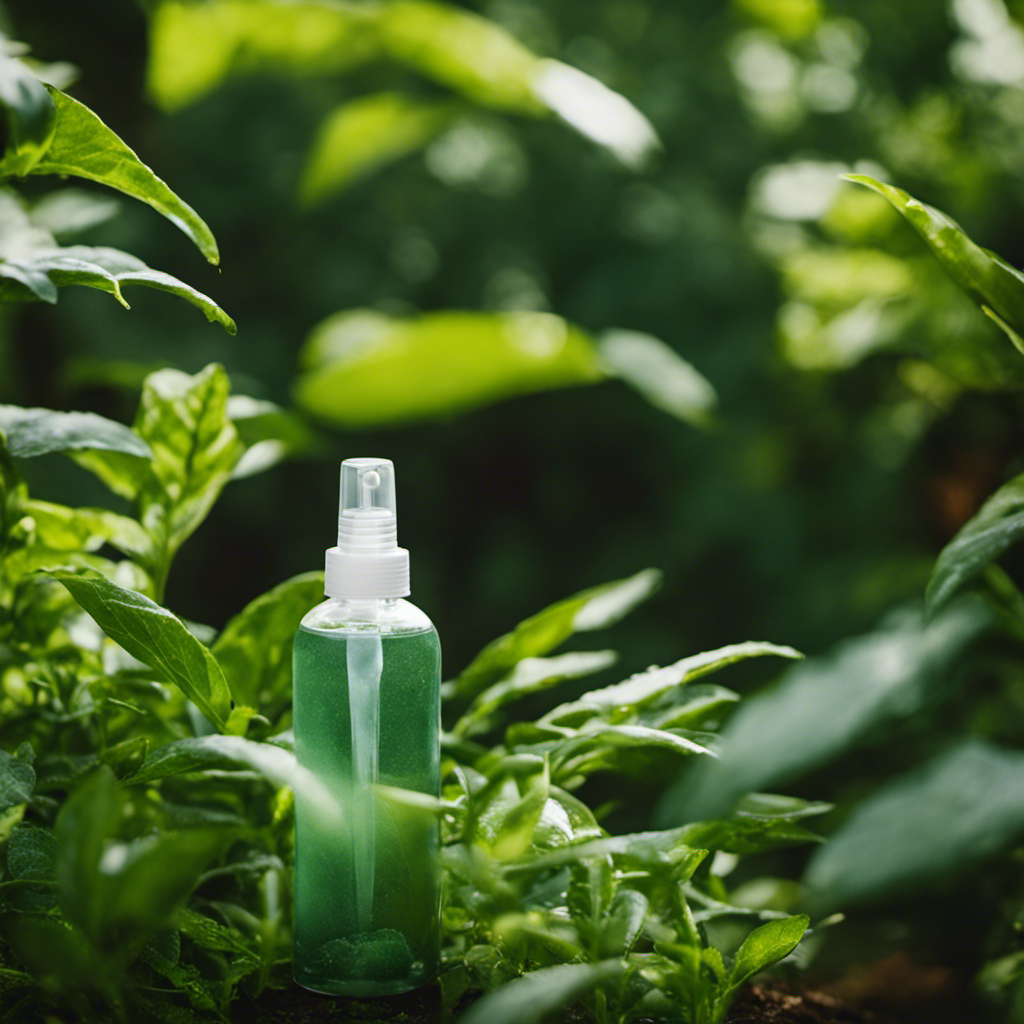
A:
[
  {"xmin": 0, "ymin": 33, "xmax": 232, "ymax": 328},
  {"xmin": 0, "ymin": 363, "xmax": 813, "ymax": 1022}
]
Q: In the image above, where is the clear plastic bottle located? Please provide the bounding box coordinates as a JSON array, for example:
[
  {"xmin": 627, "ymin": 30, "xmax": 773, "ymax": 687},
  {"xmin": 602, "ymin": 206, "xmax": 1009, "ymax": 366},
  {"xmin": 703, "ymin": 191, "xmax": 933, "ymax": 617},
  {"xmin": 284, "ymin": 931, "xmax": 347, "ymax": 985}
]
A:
[{"xmin": 292, "ymin": 459, "xmax": 441, "ymax": 996}]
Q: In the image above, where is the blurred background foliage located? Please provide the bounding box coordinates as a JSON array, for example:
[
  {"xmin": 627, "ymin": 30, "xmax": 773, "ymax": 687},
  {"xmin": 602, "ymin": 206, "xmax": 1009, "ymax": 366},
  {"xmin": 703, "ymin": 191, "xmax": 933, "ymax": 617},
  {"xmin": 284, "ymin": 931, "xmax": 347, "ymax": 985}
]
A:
[{"xmin": 8, "ymin": 0, "xmax": 1024, "ymax": 1006}]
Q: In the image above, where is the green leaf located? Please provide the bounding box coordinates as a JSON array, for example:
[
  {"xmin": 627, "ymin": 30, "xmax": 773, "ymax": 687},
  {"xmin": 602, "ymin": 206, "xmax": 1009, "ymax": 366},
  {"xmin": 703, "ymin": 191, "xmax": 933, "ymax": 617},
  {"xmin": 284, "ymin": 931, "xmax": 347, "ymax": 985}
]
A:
[
  {"xmin": 133, "ymin": 364, "xmax": 244, "ymax": 570},
  {"xmin": 0, "ymin": 55, "xmax": 56, "ymax": 176},
  {"xmin": 301, "ymin": 91, "xmax": 455, "ymax": 204},
  {"xmin": 454, "ymin": 650, "xmax": 618, "ymax": 738},
  {"xmin": 451, "ymin": 568, "xmax": 661, "ymax": 698},
  {"xmin": 6, "ymin": 824, "xmax": 58, "ymax": 911},
  {"xmin": 805, "ymin": 740, "xmax": 1024, "ymax": 910},
  {"xmin": 474, "ymin": 758, "xmax": 550, "ymax": 861},
  {"xmin": 543, "ymin": 642, "xmax": 800, "ymax": 726},
  {"xmin": 663, "ymin": 603, "xmax": 989, "ymax": 823},
  {"xmin": 458, "ymin": 960, "xmax": 625, "ymax": 1024},
  {"xmin": 27, "ymin": 87, "xmax": 219, "ymax": 263},
  {"xmin": 24, "ymin": 499, "xmax": 152, "ymax": 560},
  {"xmin": 148, "ymin": 0, "xmax": 379, "ymax": 112},
  {"xmin": 212, "ymin": 571, "xmax": 324, "ymax": 714},
  {"xmin": 845, "ymin": 175, "xmax": 1024, "ymax": 353},
  {"xmin": 726, "ymin": 915, "xmax": 809, "ymax": 992},
  {"xmin": 0, "ymin": 404, "xmax": 151, "ymax": 459},
  {"xmin": 0, "ymin": 745, "xmax": 35, "ymax": 812},
  {"xmin": 295, "ymin": 310, "xmax": 605, "ymax": 427},
  {"xmin": 598, "ymin": 330, "xmax": 717, "ymax": 428},
  {"xmin": 123, "ymin": 734, "xmax": 342, "ymax": 826},
  {"xmin": 601, "ymin": 889, "xmax": 648, "ymax": 957},
  {"xmin": 55, "ymin": 768, "xmax": 225, "ymax": 950},
  {"xmin": 147, "ymin": 0, "xmax": 658, "ymax": 166},
  {"xmin": 46, "ymin": 570, "xmax": 233, "ymax": 731},
  {"xmin": 926, "ymin": 472, "xmax": 1024, "ymax": 613}
]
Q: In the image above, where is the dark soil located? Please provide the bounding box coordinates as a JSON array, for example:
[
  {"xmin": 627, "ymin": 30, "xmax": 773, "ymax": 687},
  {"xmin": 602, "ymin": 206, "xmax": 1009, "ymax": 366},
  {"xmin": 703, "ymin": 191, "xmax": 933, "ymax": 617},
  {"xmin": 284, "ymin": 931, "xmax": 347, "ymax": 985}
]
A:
[{"xmin": 234, "ymin": 954, "xmax": 982, "ymax": 1024}]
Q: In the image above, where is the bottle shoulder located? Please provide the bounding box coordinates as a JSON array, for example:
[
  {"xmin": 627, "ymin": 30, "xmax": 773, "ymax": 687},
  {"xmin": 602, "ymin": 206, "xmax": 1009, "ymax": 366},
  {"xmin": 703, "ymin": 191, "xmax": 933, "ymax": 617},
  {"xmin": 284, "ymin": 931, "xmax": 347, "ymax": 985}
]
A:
[{"xmin": 299, "ymin": 596, "xmax": 435, "ymax": 636}]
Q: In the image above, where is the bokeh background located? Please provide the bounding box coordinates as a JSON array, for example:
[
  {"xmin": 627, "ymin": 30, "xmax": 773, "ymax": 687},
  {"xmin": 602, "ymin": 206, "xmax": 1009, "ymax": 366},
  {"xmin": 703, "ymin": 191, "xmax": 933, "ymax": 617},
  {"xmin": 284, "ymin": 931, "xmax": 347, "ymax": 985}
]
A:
[
  {"xmin": 13, "ymin": 0, "xmax": 1022, "ymax": 676},
  {"xmin": 8, "ymin": 2, "xmax": 1024, "ymax": 1000}
]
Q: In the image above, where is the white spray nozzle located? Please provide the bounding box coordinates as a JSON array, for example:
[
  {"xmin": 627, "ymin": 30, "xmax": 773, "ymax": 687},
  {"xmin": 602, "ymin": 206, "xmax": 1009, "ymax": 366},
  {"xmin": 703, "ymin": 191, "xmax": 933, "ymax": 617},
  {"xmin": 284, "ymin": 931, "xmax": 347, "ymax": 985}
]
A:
[{"xmin": 326, "ymin": 458, "xmax": 410, "ymax": 599}]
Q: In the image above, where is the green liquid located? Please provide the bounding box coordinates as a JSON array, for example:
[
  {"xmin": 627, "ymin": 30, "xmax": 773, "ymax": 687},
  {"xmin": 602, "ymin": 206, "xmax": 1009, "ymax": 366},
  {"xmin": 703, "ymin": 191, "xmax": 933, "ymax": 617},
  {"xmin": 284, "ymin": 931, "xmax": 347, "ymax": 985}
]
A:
[{"xmin": 292, "ymin": 624, "xmax": 441, "ymax": 996}]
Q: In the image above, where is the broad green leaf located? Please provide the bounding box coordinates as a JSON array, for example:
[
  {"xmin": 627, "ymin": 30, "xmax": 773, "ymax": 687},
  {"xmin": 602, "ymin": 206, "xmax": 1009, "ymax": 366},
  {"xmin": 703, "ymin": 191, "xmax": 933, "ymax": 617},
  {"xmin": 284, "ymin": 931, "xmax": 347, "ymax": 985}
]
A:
[
  {"xmin": 926, "ymin": 472, "xmax": 1024, "ymax": 613},
  {"xmin": 0, "ymin": 55, "xmax": 56, "ymax": 176},
  {"xmin": 227, "ymin": 395, "xmax": 320, "ymax": 478},
  {"xmin": 301, "ymin": 92, "xmax": 455, "ymax": 204},
  {"xmin": 454, "ymin": 650, "xmax": 618, "ymax": 738},
  {"xmin": 0, "ymin": 745, "xmax": 34, "ymax": 812},
  {"xmin": 147, "ymin": 0, "xmax": 658, "ymax": 166},
  {"xmin": 598, "ymin": 330, "xmax": 717, "ymax": 428},
  {"xmin": 46, "ymin": 571, "xmax": 233, "ymax": 731},
  {"xmin": 212, "ymin": 571, "xmax": 324, "ymax": 713},
  {"xmin": 133, "ymin": 364, "xmax": 244, "ymax": 568},
  {"xmin": 846, "ymin": 175, "xmax": 1024, "ymax": 353},
  {"xmin": 543, "ymin": 642, "xmax": 800, "ymax": 726},
  {"xmin": 726, "ymin": 915, "xmax": 809, "ymax": 993},
  {"xmin": 112, "ymin": 269, "xmax": 236, "ymax": 333},
  {"xmin": 29, "ymin": 88, "xmax": 219, "ymax": 264},
  {"xmin": 662, "ymin": 602, "xmax": 988, "ymax": 823},
  {"xmin": 5, "ymin": 824, "xmax": 57, "ymax": 911},
  {"xmin": 537, "ymin": 723, "xmax": 716, "ymax": 783},
  {"xmin": 451, "ymin": 568, "xmax": 660, "ymax": 698},
  {"xmin": 123, "ymin": 734, "xmax": 341, "ymax": 826},
  {"xmin": 0, "ymin": 405, "xmax": 151, "ymax": 460},
  {"xmin": 458, "ymin": 960, "xmax": 625, "ymax": 1024},
  {"xmin": 601, "ymin": 889, "xmax": 648, "ymax": 957},
  {"xmin": 54, "ymin": 767, "xmax": 121, "ymax": 941},
  {"xmin": 805, "ymin": 740, "xmax": 1024, "ymax": 909},
  {"xmin": 55, "ymin": 768, "xmax": 225, "ymax": 950},
  {"xmin": 148, "ymin": 0, "xmax": 378, "ymax": 111},
  {"xmin": 475, "ymin": 758, "xmax": 550, "ymax": 861},
  {"xmin": 295, "ymin": 310, "xmax": 605, "ymax": 427},
  {"xmin": 24, "ymin": 499, "xmax": 152, "ymax": 560}
]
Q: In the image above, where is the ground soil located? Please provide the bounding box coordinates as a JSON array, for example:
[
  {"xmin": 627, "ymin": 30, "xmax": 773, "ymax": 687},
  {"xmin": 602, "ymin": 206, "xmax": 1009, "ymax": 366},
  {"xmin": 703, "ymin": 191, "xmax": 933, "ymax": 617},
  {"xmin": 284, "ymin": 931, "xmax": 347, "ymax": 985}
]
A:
[{"xmin": 234, "ymin": 953, "xmax": 982, "ymax": 1024}]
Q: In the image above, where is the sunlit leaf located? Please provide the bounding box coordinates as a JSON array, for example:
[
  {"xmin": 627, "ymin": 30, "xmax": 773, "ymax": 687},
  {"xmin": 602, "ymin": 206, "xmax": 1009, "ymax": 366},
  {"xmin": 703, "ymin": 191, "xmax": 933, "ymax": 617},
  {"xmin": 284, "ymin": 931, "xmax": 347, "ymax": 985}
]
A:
[
  {"xmin": 599, "ymin": 330, "xmax": 717, "ymax": 428},
  {"xmin": 133, "ymin": 364, "xmax": 244, "ymax": 570},
  {"xmin": 301, "ymin": 91, "xmax": 455, "ymax": 204},
  {"xmin": 46, "ymin": 570, "xmax": 233, "ymax": 731},
  {"xmin": 29, "ymin": 88, "xmax": 219, "ymax": 263},
  {"xmin": 846, "ymin": 174, "xmax": 1024, "ymax": 355},
  {"xmin": 148, "ymin": 0, "xmax": 378, "ymax": 111},
  {"xmin": 451, "ymin": 568, "xmax": 660, "ymax": 698},
  {"xmin": 726, "ymin": 915, "xmax": 809, "ymax": 992},
  {"xmin": 295, "ymin": 309, "xmax": 605, "ymax": 427},
  {"xmin": 453, "ymin": 651, "xmax": 618, "ymax": 738},
  {"xmin": 212, "ymin": 571, "xmax": 324, "ymax": 715},
  {"xmin": 24, "ymin": 499, "xmax": 152, "ymax": 560},
  {"xmin": 0, "ymin": 405, "xmax": 151, "ymax": 460}
]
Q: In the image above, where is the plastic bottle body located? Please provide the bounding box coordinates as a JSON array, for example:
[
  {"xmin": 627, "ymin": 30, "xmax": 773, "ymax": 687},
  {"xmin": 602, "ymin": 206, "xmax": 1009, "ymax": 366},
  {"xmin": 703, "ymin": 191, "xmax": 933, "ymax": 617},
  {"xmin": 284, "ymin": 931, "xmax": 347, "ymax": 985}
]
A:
[{"xmin": 292, "ymin": 596, "xmax": 441, "ymax": 996}]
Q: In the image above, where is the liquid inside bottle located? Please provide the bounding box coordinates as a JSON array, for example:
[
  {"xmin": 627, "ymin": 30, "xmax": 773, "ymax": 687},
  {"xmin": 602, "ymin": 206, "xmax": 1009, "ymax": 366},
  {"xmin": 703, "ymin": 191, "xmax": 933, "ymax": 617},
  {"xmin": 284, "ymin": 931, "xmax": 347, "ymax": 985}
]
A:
[{"xmin": 292, "ymin": 598, "xmax": 441, "ymax": 996}]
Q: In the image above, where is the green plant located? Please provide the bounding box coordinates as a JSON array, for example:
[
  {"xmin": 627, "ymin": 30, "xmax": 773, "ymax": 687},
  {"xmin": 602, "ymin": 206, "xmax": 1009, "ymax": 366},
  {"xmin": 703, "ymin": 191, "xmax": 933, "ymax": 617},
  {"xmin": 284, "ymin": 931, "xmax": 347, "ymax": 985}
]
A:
[
  {"xmin": 142, "ymin": 0, "xmax": 717, "ymax": 431},
  {"xmin": 0, "ymin": 32, "xmax": 232, "ymax": 330},
  {"xmin": 684, "ymin": 172, "xmax": 1024, "ymax": 1020},
  {"xmin": 0, "ymin": 362, "xmax": 817, "ymax": 1022}
]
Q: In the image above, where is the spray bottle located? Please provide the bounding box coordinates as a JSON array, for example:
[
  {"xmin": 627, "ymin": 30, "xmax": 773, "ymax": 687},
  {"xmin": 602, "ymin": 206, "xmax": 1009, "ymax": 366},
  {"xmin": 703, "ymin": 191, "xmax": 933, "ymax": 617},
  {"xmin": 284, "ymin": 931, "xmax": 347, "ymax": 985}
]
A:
[{"xmin": 292, "ymin": 458, "xmax": 441, "ymax": 996}]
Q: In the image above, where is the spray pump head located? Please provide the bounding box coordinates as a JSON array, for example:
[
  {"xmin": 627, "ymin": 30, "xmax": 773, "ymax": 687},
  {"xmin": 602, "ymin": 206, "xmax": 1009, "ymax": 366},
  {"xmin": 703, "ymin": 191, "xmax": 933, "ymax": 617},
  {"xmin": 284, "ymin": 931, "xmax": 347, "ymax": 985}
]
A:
[{"xmin": 324, "ymin": 458, "xmax": 410, "ymax": 599}]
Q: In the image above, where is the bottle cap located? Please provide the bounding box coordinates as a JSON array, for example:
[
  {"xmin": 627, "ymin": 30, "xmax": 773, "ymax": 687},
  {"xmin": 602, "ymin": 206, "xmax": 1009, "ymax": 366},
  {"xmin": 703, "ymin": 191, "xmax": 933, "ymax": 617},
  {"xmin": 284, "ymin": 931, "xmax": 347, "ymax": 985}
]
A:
[{"xmin": 324, "ymin": 458, "xmax": 410, "ymax": 599}]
